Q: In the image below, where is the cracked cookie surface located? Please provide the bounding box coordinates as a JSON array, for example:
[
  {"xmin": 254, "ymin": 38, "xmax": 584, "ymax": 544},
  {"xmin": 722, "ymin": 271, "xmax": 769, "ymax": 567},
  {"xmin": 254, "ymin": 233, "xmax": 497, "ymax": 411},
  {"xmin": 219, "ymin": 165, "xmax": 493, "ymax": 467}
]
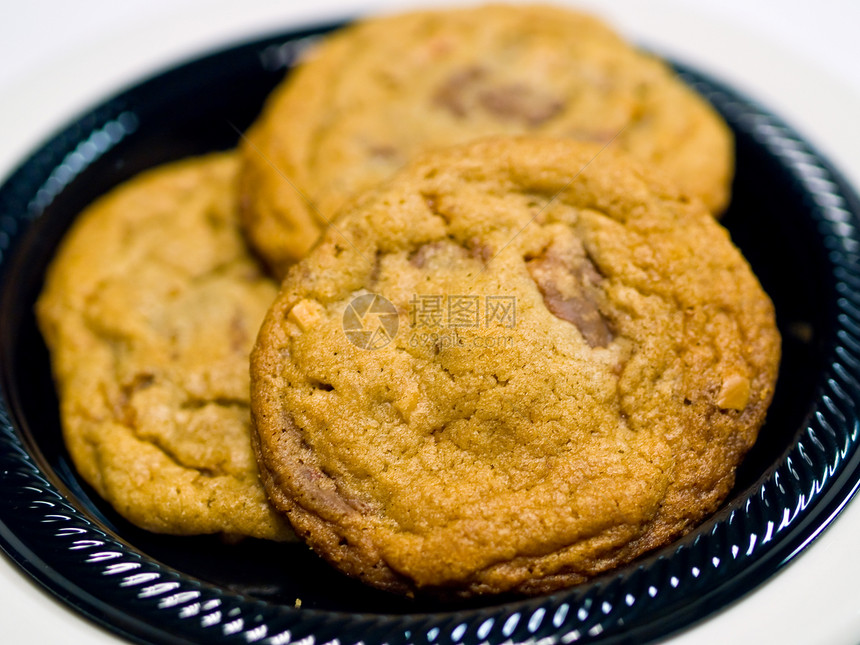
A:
[
  {"xmin": 240, "ymin": 3, "xmax": 734, "ymax": 276},
  {"xmin": 251, "ymin": 138, "xmax": 779, "ymax": 596},
  {"xmin": 37, "ymin": 154, "xmax": 293, "ymax": 540}
]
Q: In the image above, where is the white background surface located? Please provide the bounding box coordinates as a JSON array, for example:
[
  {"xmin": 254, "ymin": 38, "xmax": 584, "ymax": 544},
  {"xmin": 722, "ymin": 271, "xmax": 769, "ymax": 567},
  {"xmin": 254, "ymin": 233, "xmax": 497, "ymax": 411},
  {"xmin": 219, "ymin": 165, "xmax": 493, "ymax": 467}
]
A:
[{"xmin": 1, "ymin": 1, "xmax": 859, "ymax": 643}]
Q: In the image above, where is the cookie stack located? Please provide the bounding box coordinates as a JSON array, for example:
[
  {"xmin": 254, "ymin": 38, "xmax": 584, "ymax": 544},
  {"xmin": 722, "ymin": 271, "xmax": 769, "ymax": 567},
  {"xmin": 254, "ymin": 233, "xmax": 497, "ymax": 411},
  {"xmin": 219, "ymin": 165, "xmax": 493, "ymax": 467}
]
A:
[{"xmin": 37, "ymin": 4, "xmax": 780, "ymax": 598}]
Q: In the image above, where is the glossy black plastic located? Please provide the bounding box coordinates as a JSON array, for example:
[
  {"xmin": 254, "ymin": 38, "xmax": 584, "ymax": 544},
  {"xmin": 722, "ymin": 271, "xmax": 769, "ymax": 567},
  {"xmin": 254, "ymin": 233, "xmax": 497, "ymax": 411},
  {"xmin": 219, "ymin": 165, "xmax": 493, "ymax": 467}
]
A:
[{"xmin": 1, "ymin": 23, "xmax": 859, "ymax": 645}]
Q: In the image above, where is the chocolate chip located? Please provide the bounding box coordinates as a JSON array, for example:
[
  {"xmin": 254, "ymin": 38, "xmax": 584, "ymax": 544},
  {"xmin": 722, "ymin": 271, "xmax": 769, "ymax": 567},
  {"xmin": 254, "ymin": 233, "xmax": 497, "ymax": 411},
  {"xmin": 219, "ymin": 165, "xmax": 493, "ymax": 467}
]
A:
[
  {"xmin": 431, "ymin": 66, "xmax": 487, "ymax": 118},
  {"xmin": 409, "ymin": 241, "xmax": 444, "ymax": 268},
  {"xmin": 367, "ymin": 143, "xmax": 400, "ymax": 160},
  {"xmin": 466, "ymin": 237, "xmax": 493, "ymax": 264},
  {"xmin": 421, "ymin": 192, "xmax": 453, "ymax": 223},
  {"xmin": 432, "ymin": 67, "xmax": 564, "ymax": 126},
  {"xmin": 422, "ymin": 192, "xmax": 440, "ymax": 214},
  {"xmin": 478, "ymin": 83, "xmax": 565, "ymax": 126},
  {"xmin": 115, "ymin": 372, "xmax": 156, "ymax": 425},
  {"xmin": 541, "ymin": 286, "xmax": 612, "ymax": 347},
  {"xmin": 527, "ymin": 243, "xmax": 613, "ymax": 347}
]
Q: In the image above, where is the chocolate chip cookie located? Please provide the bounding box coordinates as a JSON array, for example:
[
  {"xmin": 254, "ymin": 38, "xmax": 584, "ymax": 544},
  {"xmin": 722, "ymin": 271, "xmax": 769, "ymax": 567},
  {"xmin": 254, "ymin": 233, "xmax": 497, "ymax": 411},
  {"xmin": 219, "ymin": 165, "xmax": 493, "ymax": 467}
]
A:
[
  {"xmin": 250, "ymin": 137, "xmax": 778, "ymax": 596},
  {"xmin": 240, "ymin": 4, "xmax": 734, "ymax": 276},
  {"xmin": 37, "ymin": 154, "xmax": 293, "ymax": 540}
]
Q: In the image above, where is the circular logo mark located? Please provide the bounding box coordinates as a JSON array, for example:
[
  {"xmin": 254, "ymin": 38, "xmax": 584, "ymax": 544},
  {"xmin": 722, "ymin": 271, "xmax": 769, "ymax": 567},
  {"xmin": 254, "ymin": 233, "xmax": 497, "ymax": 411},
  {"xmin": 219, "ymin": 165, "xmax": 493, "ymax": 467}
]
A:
[{"xmin": 342, "ymin": 293, "xmax": 399, "ymax": 350}]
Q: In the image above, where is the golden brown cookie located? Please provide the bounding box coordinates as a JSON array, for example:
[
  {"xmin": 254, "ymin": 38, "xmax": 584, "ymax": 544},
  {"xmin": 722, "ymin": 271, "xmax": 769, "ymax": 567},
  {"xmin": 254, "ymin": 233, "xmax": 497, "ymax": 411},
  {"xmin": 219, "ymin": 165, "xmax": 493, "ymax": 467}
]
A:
[
  {"xmin": 240, "ymin": 3, "xmax": 734, "ymax": 276},
  {"xmin": 36, "ymin": 154, "xmax": 293, "ymax": 540},
  {"xmin": 251, "ymin": 137, "xmax": 778, "ymax": 596}
]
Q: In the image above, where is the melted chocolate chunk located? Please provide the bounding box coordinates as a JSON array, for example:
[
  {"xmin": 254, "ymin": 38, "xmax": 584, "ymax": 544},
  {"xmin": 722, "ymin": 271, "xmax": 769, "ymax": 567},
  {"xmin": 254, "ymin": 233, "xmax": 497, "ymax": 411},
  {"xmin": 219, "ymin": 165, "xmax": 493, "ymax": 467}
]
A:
[
  {"xmin": 431, "ymin": 66, "xmax": 487, "ymax": 118},
  {"xmin": 432, "ymin": 67, "xmax": 565, "ymax": 126},
  {"xmin": 478, "ymin": 83, "xmax": 565, "ymax": 126},
  {"xmin": 527, "ymin": 243, "xmax": 613, "ymax": 347}
]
